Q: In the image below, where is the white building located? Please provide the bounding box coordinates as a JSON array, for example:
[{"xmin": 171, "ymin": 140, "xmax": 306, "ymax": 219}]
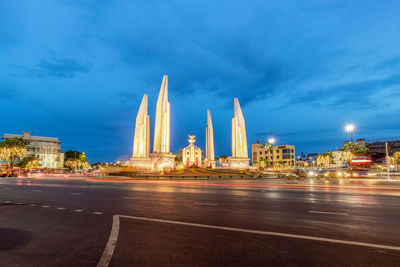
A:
[{"xmin": 2, "ymin": 132, "xmax": 64, "ymax": 169}]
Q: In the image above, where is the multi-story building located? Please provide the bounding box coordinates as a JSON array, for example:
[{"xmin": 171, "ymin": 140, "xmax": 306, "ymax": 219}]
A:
[
  {"xmin": 252, "ymin": 142, "xmax": 295, "ymax": 167},
  {"xmin": 2, "ymin": 131, "xmax": 64, "ymax": 168},
  {"xmin": 344, "ymin": 137, "xmax": 400, "ymax": 163}
]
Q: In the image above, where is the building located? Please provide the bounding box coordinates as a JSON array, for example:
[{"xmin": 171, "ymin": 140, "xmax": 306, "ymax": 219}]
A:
[
  {"xmin": 344, "ymin": 137, "xmax": 400, "ymax": 163},
  {"xmin": 365, "ymin": 137, "xmax": 400, "ymax": 163},
  {"xmin": 182, "ymin": 135, "xmax": 203, "ymax": 167},
  {"xmin": 2, "ymin": 132, "xmax": 64, "ymax": 169},
  {"xmin": 252, "ymin": 143, "xmax": 296, "ymax": 167}
]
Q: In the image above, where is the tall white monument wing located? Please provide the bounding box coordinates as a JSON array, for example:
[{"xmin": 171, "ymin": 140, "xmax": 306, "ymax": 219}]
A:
[
  {"xmin": 206, "ymin": 109, "xmax": 215, "ymax": 161},
  {"xmin": 153, "ymin": 75, "xmax": 170, "ymax": 153},
  {"xmin": 231, "ymin": 98, "xmax": 248, "ymax": 158},
  {"xmin": 132, "ymin": 94, "xmax": 150, "ymax": 158}
]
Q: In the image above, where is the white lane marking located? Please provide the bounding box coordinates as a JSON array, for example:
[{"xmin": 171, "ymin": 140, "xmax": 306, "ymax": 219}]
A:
[
  {"xmin": 93, "ymin": 212, "xmax": 104, "ymax": 215},
  {"xmin": 69, "ymin": 192, "xmax": 82, "ymax": 195},
  {"xmin": 309, "ymin": 211, "xmax": 348, "ymax": 216},
  {"xmin": 41, "ymin": 205, "xmax": 50, "ymax": 208},
  {"xmin": 16, "ymin": 202, "xmax": 23, "ymax": 205},
  {"xmin": 195, "ymin": 202, "xmax": 218, "ymax": 206},
  {"xmin": 32, "ymin": 189, "xmax": 42, "ymax": 192},
  {"xmin": 74, "ymin": 209, "xmax": 84, "ymax": 212},
  {"xmin": 29, "ymin": 204, "xmax": 36, "ymax": 207},
  {"xmin": 4, "ymin": 200, "xmax": 12, "ymax": 204},
  {"xmin": 57, "ymin": 207, "xmax": 66, "ymax": 210},
  {"xmin": 97, "ymin": 215, "xmax": 120, "ymax": 267},
  {"xmin": 97, "ymin": 214, "xmax": 400, "ymax": 267},
  {"xmin": 121, "ymin": 197, "xmax": 137, "ymax": 200}
]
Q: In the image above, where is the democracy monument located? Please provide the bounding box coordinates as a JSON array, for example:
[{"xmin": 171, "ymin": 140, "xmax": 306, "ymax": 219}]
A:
[{"xmin": 130, "ymin": 75, "xmax": 249, "ymax": 171}]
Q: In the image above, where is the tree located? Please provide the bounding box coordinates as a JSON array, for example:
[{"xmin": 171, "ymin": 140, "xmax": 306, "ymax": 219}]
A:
[
  {"xmin": 0, "ymin": 138, "xmax": 29, "ymax": 172},
  {"xmin": 20, "ymin": 156, "xmax": 41, "ymax": 170},
  {"xmin": 64, "ymin": 159, "xmax": 83, "ymax": 171},
  {"xmin": 317, "ymin": 152, "xmax": 333, "ymax": 167},
  {"xmin": 388, "ymin": 151, "xmax": 400, "ymax": 171},
  {"xmin": 254, "ymin": 158, "xmax": 268, "ymax": 170},
  {"xmin": 65, "ymin": 150, "xmax": 82, "ymax": 160},
  {"xmin": 343, "ymin": 142, "xmax": 370, "ymax": 156},
  {"xmin": 339, "ymin": 150, "xmax": 353, "ymax": 165},
  {"xmin": 64, "ymin": 150, "xmax": 90, "ymax": 171}
]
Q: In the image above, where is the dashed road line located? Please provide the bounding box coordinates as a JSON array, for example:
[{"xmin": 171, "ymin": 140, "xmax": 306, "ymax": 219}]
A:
[
  {"xmin": 195, "ymin": 202, "xmax": 218, "ymax": 206},
  {"xmin": 41, "ymin": 205, "xmax": 51, "ymax": 208},
  {"xmin": 16, "ymin": 202, "xmax": 24, "ymax": 205},
  {"xmin": 29, "ymin": 204, "xmax": 36, "ymax": 207},
  {"xmin": 309, "ymin": 210, "xmax": 348, "ymax": 216},
  {"xmin": 93, "ymin": 211, "xmax": 104, "ymax": 215},
  {"xmin": 121, "ymin": 197, "xmax": 138, "ymax": 200},
  {"xmin": 69, "ymin": 192, "xmax": 82, "ymax": 195},
  {"xmin": 4, "ymin": 200, "xmax": 12, "ymax": 204},
  {"xmin": 57, "ymin": 207, "xmax": 66, "ymax": 210},
  {"xmin": 74, "ymin": 209, "xmax": 84, "ymax": 212}
]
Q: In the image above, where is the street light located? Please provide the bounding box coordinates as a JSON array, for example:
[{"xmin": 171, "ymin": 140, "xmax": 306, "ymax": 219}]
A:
[{"xmin": 345, "ymin": 124, "xmax": 354, "ymax": 142}]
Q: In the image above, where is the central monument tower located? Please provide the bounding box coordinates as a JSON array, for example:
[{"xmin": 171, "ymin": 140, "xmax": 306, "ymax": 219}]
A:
[
  {"xmin": 149, "ymin": 75, "xmax": 175, "ymax": 170},
  {"xmin": 227, "ymin": 98, "xmax": 249, "ymax": 169}
]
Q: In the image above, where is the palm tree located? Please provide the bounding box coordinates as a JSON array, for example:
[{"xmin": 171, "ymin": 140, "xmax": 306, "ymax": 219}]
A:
[{"xmin": 262, "ymin": 142, "xmax": 273, "ymax": 167}]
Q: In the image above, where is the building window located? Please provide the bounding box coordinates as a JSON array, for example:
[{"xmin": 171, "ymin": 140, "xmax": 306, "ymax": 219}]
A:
[{"xmin": 259, "ymin": 151, "xmax": 262, "ymax": 155}]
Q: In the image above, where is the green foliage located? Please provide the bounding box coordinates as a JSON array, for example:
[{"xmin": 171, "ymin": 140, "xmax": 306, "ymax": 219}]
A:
[
  {"xmin": 343, "ymin": 142, "xmax": 370, "ymax": 156},
  {"xmin": 0, "ymin": 137, "xmax": 29, "ymax": 168},
  {"xmin": 19, "ymin": 156, "xmax": 41, "ymax": 170},
  {"xmin": 64, "ymin": 150, "xmax": 89, "ymax": 170},
  {"xmin": 65, "ymin": 150, "xmax": 83, "ymax": 161}
]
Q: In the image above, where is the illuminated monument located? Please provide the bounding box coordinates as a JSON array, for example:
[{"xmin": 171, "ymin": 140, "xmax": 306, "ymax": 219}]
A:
[
  {"xmin": 182, "ymin": 135, "xmax": 202, "ymax": 167},
  {"xmin": 130, "ymin": 75, "xmax": 175, "ymax": 171},
  {"xmin": 130, "ymin": 94, "xmax": 151, "ymax": 166},
  {"xmin": 227, "ymin": 98, "xmax": 249, "ymax": 169},
  {"xmin": 149, "ymin": 75, "xmax": 175, "ymax": 170},
  {"xmin": 204, "ymin": 110, "xmax": 216, "ymax": 168},
  {"xmin": 153, "ymin": 75, "xmax": 170, "ymax": 153},
  {"xmin": 130, "ymin": 76, "xmax": 249, "ymax": 171}
]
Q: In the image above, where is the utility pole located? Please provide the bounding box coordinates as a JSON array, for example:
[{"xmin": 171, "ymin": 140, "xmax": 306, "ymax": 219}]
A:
[{"xmin": 386, "ymin": 142, "xmax": 390, "ymax": 179}]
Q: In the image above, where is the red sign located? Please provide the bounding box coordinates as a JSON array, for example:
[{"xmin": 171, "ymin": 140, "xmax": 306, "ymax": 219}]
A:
[{"xmin": 351, "ymin": 157, "xmax": 373, "ymax": 165}]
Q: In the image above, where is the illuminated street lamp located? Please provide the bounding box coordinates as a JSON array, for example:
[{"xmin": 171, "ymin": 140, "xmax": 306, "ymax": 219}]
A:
[
  {"xmin": 268, "ymin": 137, "xmax": 276, "ymax": 145},
  {"xmin": 345, "ymin": 124, "xmax": 355, "ymax": 142}
]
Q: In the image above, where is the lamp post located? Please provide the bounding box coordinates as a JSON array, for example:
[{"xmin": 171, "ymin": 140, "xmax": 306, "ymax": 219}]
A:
[
  {"xmin": 345, "ymin": 124, "xmax": 354, "ymax": 142},
  {"xmin": 267, "ymin": 138, "xmax": 275, "ymax": 167}
]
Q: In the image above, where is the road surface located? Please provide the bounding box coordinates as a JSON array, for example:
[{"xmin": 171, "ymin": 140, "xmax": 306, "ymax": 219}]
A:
[{"xmin": 1, "ymin": 177, "xmax": 400, "ymax": 266}]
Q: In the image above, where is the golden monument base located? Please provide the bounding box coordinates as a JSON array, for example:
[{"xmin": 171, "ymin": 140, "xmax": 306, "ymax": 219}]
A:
[{"xmin": 227, "ymin": 157, "xmax": 250, "ymax": 169}]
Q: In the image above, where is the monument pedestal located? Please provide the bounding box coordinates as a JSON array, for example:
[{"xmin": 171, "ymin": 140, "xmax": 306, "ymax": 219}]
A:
[
  {"xmin": 227, "ymin": 157, "xmax": 249, "ymax": 169},
  {"xmin": 129, "ymin": 157, "xmax": 153, "ymax": 169},
  {"xmin": 204, "ymin": 160, "xmax": 216, "ymax": 169},
  {"xmin": 149, "ymin": 153, "xmax": 176, "ymax": 171}
]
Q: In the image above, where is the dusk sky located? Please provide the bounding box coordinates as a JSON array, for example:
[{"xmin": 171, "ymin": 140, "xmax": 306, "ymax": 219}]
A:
[{"xmin": 1, "ymin": 0, "xmax": 400, "ymax": 163}]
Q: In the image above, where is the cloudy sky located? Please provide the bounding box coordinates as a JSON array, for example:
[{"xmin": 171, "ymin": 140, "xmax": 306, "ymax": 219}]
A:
[{"xmin": 1, "ymin": 0, "xmax": 399, "ymax": 162}]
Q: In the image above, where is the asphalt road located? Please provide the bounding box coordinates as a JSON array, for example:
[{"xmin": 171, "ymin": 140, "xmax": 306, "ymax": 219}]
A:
[{"xmin": 1, "ymin": 177, "xmax": 400, "ymax": 266}]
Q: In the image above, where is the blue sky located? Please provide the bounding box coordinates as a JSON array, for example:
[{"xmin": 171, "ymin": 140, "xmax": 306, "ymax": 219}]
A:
[{"xmin": 1, "ymin": 0, "xmax": 400, "ymax": 163}]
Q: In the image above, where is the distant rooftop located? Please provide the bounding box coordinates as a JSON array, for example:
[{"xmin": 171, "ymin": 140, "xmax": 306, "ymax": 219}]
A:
[{"xmin": 2, "ymin": 131, "xmax": 60, "ymax": 143}]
